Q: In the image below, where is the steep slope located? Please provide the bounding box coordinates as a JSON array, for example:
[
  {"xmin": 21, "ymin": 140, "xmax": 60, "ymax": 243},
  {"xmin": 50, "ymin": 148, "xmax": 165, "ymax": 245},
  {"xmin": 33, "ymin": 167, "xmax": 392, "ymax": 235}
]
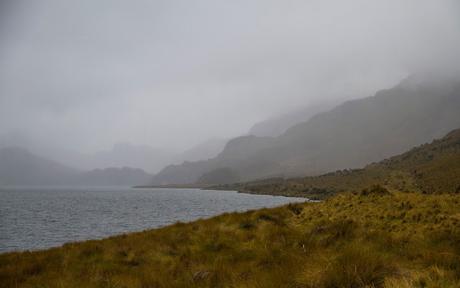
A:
[
  {"xmin": 248, "ymin": 101, "xmax": 337, "ymax": 137},
  {"xmin": 151, "ymin": 74, "xmax": 460, "ymax": 185},
  {"xmin": 172, "ymin": 138, "xmax": 227, "ymax": 164},
  {"xmin": 274, "ymin": 74, "xmax": 460, "ymax": 175},
  {"xmin": 223, "ymin": 128, "xmax": 460, "ymax": 198},
  {"xmin": 151, "ymin": 135, "xmax": 279, "ymax": 185}
]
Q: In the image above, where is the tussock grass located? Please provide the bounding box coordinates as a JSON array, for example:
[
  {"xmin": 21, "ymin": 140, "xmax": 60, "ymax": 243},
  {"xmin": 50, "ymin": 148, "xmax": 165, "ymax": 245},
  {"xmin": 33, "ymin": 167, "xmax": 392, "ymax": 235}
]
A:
[{"xmin": 1, "ymin": 192, "xmax": 460, "ymax": 287}]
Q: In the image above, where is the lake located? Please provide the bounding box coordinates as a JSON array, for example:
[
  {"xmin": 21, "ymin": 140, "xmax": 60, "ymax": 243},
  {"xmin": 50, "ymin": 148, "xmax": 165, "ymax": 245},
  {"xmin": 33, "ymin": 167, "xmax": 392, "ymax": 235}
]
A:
[{"xmin": 0, "ymin": 187, "xmax": 305, "ymax": 253}]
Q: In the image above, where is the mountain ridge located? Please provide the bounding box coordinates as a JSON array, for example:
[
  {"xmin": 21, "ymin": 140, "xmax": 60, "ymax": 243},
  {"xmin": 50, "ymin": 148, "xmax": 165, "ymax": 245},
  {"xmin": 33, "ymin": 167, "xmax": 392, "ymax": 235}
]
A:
[
  {"xmin": 151, "ymin": 74, "xmax": 460, "ymax": 185},
  {"xmin": 247, "ymin": 100, "xmax": 339, "ymax": 137},
  {"xmin": 220, "ymin": 127, "xmax": 460, "ymax": 198},
  {"xmin": 0, "ymin": 147, "xmax": 153, "ymax": 186}
]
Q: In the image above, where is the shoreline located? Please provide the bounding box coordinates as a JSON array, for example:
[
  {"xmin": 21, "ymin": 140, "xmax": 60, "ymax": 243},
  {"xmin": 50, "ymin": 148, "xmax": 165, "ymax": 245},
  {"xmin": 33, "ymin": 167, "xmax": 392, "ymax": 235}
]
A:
[
  {"xmin": 0, "ymin": 199, "xmax": 309, "ymax": 255},
  {"xmin": 133, "ymin": 184, "xmax": 319, "ymax": 199},
  {"xmin": 132, "ymin": 184, "xmax": 210, "ymax": 189},
  {"xmin": 0, "ymin": 188, "xmax": 307, "ymax": 255},
  {"xmin": 3, "ymin": 192, "xmax": 459, "ymax": 287}
]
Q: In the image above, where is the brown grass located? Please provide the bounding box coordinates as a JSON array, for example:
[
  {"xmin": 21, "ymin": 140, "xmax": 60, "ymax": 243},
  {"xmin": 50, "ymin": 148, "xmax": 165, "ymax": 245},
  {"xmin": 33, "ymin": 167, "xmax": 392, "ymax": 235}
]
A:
[{"xmin": 1, "ymin": 191, "xmax": 460, "ymax": 287}]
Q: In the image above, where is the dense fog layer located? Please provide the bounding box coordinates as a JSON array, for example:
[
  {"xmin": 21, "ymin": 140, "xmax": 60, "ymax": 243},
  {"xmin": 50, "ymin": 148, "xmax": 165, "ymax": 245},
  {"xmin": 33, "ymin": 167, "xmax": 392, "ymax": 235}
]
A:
[{"xmin": 1, "ymin": 0, "xmax": 459, "ymax": 159}]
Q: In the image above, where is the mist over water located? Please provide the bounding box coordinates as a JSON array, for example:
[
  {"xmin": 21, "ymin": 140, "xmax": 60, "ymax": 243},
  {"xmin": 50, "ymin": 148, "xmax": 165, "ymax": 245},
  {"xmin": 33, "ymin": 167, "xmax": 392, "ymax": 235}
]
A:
[{"xmin": 1, "ymin": 2, "xmax": 460, "ymax": 287}]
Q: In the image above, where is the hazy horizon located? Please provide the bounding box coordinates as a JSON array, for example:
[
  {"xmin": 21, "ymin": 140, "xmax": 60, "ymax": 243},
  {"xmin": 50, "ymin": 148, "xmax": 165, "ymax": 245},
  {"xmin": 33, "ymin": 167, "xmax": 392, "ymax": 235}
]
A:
[{"xmin": 1, "ymin": 0, "xmax": 460, "ymax": 158}]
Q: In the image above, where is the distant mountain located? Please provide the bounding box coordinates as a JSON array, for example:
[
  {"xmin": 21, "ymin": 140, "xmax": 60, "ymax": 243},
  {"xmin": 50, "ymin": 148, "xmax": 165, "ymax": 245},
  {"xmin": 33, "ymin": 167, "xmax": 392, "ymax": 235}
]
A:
[
  {"xmin": 77, "ymin": 167, "xmax": 152, "ymax": 186},
  {"xmin": 172, "ymin": 138, "xmax": 227, "ymax": 163},
  {"xmin": 248, "ymin": 101, "xmax": 338, "ymax": 137},
  {"xmin": 225, "ymin": 127, "xmax": 460, "ymax": 198},
  {"xmin": 86, "ymin": 143, "xmax": 176, "ymax": 174},
  {"xmin": 0, "ymin": 147, "xmax": 152, "ymax": 186},
  {"xmin": 151, "ymin": 73, "xmax": 460, "ymax": 185},
  {"xmin": 197, "ymin": 167, "xmax": 239, "ymax": 185},
  {"xmin": 0, "ymin": 134, "xmax": 178, "ymax": 174},
  {"xmin": 0, "ymin": 133, "xmax": 228, "ymax": 175},
  {"xmin": 0, "ymin": 147, "xmax": 78, "ymax": 186}
]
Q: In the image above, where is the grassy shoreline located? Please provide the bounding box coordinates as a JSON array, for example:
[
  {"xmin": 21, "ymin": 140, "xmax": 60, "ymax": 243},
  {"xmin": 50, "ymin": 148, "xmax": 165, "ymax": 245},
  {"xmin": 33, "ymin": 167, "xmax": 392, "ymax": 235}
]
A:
[{"xmin": 2, "ymin": 190, "xmax": 460, "ymax": 287}]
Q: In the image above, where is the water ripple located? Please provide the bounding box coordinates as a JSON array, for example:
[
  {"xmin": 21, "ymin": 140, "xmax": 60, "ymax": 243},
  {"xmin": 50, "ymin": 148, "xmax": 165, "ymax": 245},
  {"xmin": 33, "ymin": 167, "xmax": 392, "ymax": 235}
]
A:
[{"xmin": 0, "ymin": 186, "xmax": 305, "ymax": 253}]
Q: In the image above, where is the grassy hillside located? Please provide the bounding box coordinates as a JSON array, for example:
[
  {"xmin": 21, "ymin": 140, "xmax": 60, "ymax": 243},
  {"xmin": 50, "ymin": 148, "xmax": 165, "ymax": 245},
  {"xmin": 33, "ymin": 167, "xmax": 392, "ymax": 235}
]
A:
[
  {"xmin": 2, "ymin": 191, "xmax": 460, "ymax": 287},
  {"xmin": 3, "ymin": 131, "xmax": 460, "ymax": 287},
  {"xmin": 219, "ymin": 128, "xmax": 460, "ymax": 199}
]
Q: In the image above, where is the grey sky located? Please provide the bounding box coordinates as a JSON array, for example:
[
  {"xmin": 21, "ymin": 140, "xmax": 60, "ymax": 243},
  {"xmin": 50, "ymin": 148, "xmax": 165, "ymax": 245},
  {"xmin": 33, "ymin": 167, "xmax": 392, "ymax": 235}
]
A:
[{"xmin": 1, "ymin": 0, "xmax": 459, "ymax": 153}]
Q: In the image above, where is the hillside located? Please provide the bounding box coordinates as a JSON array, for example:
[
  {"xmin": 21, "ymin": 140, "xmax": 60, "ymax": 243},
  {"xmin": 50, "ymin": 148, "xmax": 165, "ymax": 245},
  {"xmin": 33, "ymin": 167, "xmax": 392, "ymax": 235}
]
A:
[
  {"xmin": 151, "ymin": 74, "xmax": 460, "ymax": 185},
  {"xmin": 172, "ymin": 138, "xmax": 227, "ymax": 164},
  {"xmin": 248, "ymin": 100, "xmax": 338, "ymax": 137},
  {"xmin": 220, "ymin": 128, "xmax": 460, "ymax": 199},
  {"xmin": 2, "ymin": 191, "xmax": 460, "ymax": 287}
]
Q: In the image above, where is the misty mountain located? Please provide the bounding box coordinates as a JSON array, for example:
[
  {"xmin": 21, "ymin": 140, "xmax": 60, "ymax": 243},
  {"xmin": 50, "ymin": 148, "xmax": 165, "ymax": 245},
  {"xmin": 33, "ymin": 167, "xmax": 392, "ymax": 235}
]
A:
[
  {"xmin": 197, "ymin": 167, "xmax": 240, "ymax": 185},
  {"xmin": 84, "ymin": 140, "xmax": 227, "ymax": 173},
  {"xmin": 172, "ymin": 139, "xmax": 227, "ymax": 164},
  {"xmin": 248, "ymin": 101, "xmax": 339, "ymax": 137},
  {"xmin": 151, "ymin": 74, "xmax": 460, "ymax": 185},
  {"xmin": 36, "ymin": 143, "xmax": 177, "ymax": 174},
  {"xmin": 0, "ymin": 147, "xmax": 78, "ymax": 186},
  {"xmin": 77, "ymin": 167, "xmax": 152, "ymax": 186},
  {"xmin": 227, "ymin": 126, "xmax": 460, "ymax": 198},
  {"xmin": 0, "ymin": 136, "xmax": 227, "ymax": 175},
  {"xmin": 0, "ymin": 147, "xmax": 153, "ymax": 186},
  {"xmin": 0, "ymin": 134, "xmax": 172, "ymax": 174},
  {"xmin": 84, "ymin": 143, "xmax": 176, "ymax": 174}
]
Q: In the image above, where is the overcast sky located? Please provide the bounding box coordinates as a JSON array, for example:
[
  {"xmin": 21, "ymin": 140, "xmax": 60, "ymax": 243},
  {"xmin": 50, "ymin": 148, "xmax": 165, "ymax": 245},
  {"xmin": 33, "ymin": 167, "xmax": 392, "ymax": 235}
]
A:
[{"xmin": 1, "ymin": 0, "xmax": 459, "ymax": 153}]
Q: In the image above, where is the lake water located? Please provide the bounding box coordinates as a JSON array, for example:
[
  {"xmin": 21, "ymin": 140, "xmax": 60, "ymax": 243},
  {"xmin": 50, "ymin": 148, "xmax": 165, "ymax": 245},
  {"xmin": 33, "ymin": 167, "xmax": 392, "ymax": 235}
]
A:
[{"xmin": 0, "ymin": 187, "xmax": 305, "ymax": 253}]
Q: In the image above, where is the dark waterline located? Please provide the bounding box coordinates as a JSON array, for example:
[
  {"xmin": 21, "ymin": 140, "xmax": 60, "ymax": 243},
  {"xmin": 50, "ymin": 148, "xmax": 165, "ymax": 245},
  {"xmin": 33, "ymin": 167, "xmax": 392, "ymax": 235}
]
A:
[{"xmin": 0, "ymin": 186, "xmax": 305, "ymax": 253}]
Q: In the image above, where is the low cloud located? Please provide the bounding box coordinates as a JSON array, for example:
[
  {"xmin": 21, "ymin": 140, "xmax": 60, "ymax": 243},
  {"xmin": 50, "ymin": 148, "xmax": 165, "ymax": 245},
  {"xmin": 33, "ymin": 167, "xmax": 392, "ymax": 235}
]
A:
[{"xmin": 1, "ymin": 0, "xmax": 459, "ymax": 153}]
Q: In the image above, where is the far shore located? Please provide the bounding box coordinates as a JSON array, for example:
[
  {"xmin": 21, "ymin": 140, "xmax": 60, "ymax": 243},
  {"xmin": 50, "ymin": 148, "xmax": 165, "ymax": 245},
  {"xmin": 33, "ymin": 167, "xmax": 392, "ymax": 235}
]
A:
[
  {"xmin": 132, "ymin": 184, "xmax": 320, "ymax": 200},
  {"xmin": 132, "ymin": 183, "xmax": 212, "ymax": 189}
]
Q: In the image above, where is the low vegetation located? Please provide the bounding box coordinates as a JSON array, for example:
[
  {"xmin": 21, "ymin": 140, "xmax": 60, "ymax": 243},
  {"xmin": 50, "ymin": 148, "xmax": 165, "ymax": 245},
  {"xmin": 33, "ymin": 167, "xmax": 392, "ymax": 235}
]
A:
[
  {"xmin": 3, "ymin": 131, "xmax": 460, "ymax": 287},
  {"xmin": 2, "ymin": 189, "xmax": 460, "ymax": 287}
]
